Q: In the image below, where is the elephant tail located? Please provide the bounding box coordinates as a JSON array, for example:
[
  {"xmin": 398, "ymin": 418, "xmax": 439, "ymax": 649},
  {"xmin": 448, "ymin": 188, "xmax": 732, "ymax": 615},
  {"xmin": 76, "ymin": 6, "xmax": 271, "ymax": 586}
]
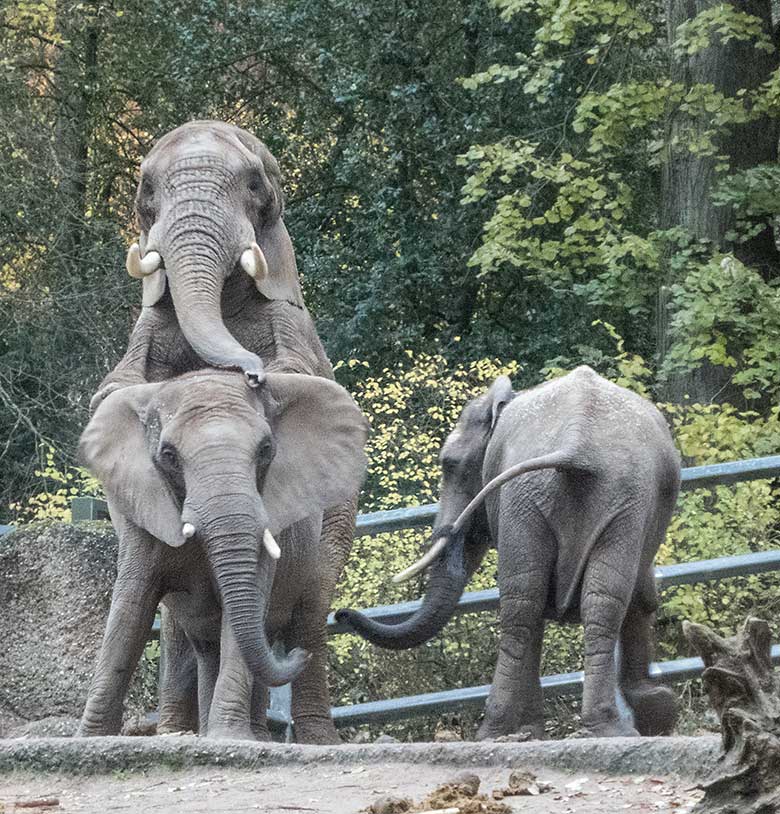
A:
[{"xmin": 450, "ymin": 448, "xmax": 581, "ymax": 536}]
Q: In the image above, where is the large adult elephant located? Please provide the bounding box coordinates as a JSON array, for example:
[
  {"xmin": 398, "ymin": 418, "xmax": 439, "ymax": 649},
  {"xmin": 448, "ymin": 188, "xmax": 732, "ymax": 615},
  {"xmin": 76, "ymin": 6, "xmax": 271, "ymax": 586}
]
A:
[
  {"xmin": 78, "ymin": 370, "xmax": 367, "ymax": 740},
  {"xmin": 92, "ymin": 120, "xmax": 359, "ymax": 743},
  {"xmin": 338, "ymin": 367, "xmax": 681, "ymax": 740}
]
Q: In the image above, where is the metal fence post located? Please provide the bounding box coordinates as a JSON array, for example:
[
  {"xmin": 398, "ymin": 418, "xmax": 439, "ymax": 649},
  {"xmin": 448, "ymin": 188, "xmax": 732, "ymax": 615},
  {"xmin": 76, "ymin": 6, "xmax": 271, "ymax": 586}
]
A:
[{"xmin": 268, "ymin": 642, "xmax": 293, "ymax": 743}]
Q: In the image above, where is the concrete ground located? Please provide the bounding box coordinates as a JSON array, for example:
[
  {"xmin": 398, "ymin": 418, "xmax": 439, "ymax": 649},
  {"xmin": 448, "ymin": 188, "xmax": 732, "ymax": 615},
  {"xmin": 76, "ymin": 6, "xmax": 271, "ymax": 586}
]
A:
[{"xmin": 0, "ymin": 737, "xmax": 717, "ymax": 814}]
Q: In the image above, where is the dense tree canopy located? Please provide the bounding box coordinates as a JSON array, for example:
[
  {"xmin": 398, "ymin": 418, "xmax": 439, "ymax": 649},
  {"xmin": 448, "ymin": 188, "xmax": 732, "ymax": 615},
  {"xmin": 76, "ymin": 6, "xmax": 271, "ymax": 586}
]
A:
[{"xmin": 2, "ymin": 0, "xmax": 780, "ymax": 523}]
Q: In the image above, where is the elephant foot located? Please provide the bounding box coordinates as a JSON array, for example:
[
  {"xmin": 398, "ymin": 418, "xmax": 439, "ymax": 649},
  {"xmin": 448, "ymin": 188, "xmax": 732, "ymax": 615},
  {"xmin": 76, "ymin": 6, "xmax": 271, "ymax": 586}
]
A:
[
  {"xmin": 294, "ymin": 717, "xmax": 342, "ymax": 745},
  {"xmin": 581, "ymin": 715, "xmax": 639, "ymax": 738},
  {"xmin": 158, "ymin": 711, "xmax": 198, "ymax": 736},
  {"xmin": 77, "ymin": 712, "xmax": 122, "ymax": 737},
  {"xmin": 250, "ymin": 722, "xmax": 274, "ymax": 742},
  {"xmin": 623, "ymin": 683, "xmax": 678, "ymax": 736},
  {"xmin": 207, "ymin": 722, "xmax": 256, "ymax": 741},
  {"xmin": 476, "ymin": 719, "xmax": 545, "ymax": 742}
]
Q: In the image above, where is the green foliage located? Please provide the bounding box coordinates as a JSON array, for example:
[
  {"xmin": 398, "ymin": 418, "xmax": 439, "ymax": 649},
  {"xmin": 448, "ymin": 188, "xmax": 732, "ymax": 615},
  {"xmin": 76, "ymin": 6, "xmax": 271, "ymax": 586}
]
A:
[
  {"xmin": 672, "ymin": 4, "xmax": 775, "ymax": 56},
  {"xmin": 9, "ymin": 445, "xmax": 102, "ymax": 522},
  {"xmin": 661, "ymin": 255, "xmax": 780, "ymax": 400}
]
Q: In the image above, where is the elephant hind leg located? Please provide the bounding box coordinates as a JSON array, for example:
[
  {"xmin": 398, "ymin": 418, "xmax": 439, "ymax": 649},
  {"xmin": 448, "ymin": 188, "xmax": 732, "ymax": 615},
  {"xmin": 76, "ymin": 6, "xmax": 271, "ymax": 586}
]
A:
[
  {"xmin": 620, "ymin": 572, "xmax": 678, "ymax": 736},
  {"xmin": 157, "ymin": 607, "xmax": 199, "ymax": 735},
  {"xmin": 579, "ymin": 512, "xmax": 645, "ymax": 738},
  {"xmin": 249, "ymin": 681, "xmax": 273, "ymax": 742},
  {"xmin": 477, "ymin": 504, "xmax": 555, "ymax": 742}
]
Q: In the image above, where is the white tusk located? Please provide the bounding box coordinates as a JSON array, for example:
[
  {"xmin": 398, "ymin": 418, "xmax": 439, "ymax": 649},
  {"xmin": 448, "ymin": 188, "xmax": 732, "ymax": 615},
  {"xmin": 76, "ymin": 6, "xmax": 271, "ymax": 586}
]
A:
[
  {"xmin": 240, "ymin": 242, "xmax": 268, "ymax": 281},
  {"xmin": 391, "ymin": 535, "xmax": 450, "ymax": 584},
  {"xmin": 182, "ymin": 523, "xmax": 196, "ymax": 540},
  {"xmin": 127, "ymin": 243, "xmax": 162, "ymax": 278},
  {"xmin": 263, "ymin": 528, "xmax": 281, "ymax": 560}
]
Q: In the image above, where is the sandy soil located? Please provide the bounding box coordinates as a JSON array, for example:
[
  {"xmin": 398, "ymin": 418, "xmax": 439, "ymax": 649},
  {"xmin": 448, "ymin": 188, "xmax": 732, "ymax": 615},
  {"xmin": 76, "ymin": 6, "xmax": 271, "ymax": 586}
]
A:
[{"xmin": 0, "ymin": 763, "xmax": 704, "ymax": 814}]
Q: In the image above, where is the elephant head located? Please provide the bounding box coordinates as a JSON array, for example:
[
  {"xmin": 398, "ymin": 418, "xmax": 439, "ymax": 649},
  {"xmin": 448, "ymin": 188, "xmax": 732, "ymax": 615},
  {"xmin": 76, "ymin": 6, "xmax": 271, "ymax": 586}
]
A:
[
  {"xmin": 127, "ymin": 121, "xmax": 304, "ymax": 384},
  {"xmin": 336, "ymin": 376, "xmax": 515, "ymax": 648},
  {"xmin": 80, "ymin": 371, "xmax": 368, "ymax": 686}
]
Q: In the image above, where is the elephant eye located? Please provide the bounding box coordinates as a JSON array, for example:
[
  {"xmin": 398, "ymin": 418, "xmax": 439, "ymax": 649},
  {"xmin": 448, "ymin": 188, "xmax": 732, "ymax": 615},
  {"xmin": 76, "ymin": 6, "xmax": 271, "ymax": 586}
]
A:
[
  {"xmin": 256, "ymin": 439, "xmax": 275, "ymax": 468},
  {"xmin": 158, "ymin": 443, "xmax": 180, "ymax": 470},
  {"xmin": 247, "ymin": 171, "xmax": 265, "ymax": 195},
  {"xmin": 440, "ymin": 456, "xmax": 459, "ymax": 476}
]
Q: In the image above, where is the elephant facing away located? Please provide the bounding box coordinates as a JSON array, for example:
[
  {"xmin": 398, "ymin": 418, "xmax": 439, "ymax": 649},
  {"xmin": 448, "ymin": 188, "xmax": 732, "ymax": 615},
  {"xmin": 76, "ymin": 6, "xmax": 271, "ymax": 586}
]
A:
[
  {"xmin": 78, "ymin": 370, "xmax": 367, "ymax": 740},
  {"xmin": 338, "ymin": 366, "xmax": 681, "ymax": 739},
  {"xmin": 93, "ymin": 120, "xmax": 359, "ymax": 743}
]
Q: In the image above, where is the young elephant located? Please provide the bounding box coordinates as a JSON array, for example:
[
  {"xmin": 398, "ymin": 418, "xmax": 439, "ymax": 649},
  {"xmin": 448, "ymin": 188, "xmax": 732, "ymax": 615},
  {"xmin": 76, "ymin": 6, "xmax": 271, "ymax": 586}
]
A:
[
  {"xmin": 78, "ymin": 370, "xmax": 367, "ymax": 739},
  {"xmin": 338, "ymin": 366, "xmax": 680, "ymax": 739}
]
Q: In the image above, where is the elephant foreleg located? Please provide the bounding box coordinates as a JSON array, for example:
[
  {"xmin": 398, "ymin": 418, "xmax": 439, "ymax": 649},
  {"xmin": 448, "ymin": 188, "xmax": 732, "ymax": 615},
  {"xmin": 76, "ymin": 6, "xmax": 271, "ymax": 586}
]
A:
[
  {"xmin": 207, "ymin": 614, "xmax": 254, "ymax": 740},
  {"xmin": 90, "ymin": 307, "xmax": 177, "ymax": 412},
  {"xmin": 79, "ymin": 546, "xmax": 160, "ymax": 736}
]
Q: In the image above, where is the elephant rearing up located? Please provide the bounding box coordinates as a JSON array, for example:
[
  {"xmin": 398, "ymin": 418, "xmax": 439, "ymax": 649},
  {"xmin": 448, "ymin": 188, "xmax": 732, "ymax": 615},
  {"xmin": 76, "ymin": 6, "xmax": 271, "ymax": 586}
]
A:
[
  {"xmin": 89, "ymin": 120, "xmax": 361, "ymax": 743},
  {"xmin": 338, "ymin": 366, "xmax": 681, "ymax": 739}
]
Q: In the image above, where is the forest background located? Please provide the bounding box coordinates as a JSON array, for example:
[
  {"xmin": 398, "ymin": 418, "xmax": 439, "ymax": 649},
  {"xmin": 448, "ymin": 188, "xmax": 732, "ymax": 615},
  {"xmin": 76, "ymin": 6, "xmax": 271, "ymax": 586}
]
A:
[{"xmin": 2, "ymin": 0, "xmax": 780, "ymax": 736}]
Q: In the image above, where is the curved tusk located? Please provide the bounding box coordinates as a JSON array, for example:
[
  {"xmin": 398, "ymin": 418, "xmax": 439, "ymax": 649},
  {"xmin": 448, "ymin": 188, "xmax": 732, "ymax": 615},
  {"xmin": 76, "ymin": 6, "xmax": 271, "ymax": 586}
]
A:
[
  {"xmin": 182, "ymin": 522, "xmax": 196, "ymax": 540},
  {"xmin": 240, "ymin": 242, "xmax": 268, "ymax": 281},
  {"xmin": 127, "ymin": 243, "xmax": 162, "ymax": 278},
  {"xmin": 391, "ymin": 535, "xmax": 450, "ymax": 584},
  {"xmin": 263, "ymin": 528, "xmax": 281, "ymax": 560}
]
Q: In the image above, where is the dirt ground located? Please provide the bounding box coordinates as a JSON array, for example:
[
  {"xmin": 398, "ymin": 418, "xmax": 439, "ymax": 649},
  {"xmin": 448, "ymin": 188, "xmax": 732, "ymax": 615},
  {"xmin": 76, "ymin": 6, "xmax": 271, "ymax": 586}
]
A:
[{"xmin": 0, "ymin": 763, "xmax": 704, "ymax": 814}]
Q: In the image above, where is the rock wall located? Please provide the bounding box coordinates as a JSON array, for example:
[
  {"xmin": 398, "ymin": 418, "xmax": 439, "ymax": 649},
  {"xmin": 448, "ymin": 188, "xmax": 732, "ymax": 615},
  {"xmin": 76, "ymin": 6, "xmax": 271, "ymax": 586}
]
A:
[{"xmin": 0, "ymin": 522, "xmax": 155, "ymax": 736}]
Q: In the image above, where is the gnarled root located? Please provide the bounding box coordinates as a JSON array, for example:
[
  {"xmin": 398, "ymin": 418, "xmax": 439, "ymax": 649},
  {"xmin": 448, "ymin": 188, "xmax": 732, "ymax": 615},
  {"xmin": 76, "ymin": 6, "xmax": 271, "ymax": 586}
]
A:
[{"xmin": 684, "ymin": 616, "xmax": 780, "ymax": 813}]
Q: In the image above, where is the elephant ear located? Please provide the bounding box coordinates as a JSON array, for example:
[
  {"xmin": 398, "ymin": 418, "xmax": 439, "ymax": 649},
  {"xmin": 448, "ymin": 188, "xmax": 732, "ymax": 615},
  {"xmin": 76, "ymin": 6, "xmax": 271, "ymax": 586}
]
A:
[
  {"xmin": 79, "ymin": 383, "xmax": 183, "ymax": 547},
  {"xmin": 485, "ymin": 375, "xmax": 515, "ymax": 430},
  {"xmin": 233, "ymin": 128, "xmax": 304, "ymax": 309},
  {"xmin": 255, "ymin": 219, "xmax": 305, "ymax": 308},
  {"xmin": 261, "ymin": 373, "xmax": 369, "ymax": 535}
]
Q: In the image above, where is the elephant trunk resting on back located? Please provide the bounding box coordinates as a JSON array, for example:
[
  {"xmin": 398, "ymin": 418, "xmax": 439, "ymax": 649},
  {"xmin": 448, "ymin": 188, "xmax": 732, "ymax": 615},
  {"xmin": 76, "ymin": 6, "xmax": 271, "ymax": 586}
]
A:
[
  {"xmin": 338, "ymin": 366, "xmax": 681, "ymax": 739},
  {"xmin": 78, "ymin": 370, "xmax": 367, "ymax": 740}
]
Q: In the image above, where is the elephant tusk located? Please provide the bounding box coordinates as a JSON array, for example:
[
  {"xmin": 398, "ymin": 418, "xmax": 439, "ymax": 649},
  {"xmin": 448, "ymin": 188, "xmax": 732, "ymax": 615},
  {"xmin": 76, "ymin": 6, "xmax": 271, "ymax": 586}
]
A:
[
  {"xmin": 263, "ymin": 528, "xmax": 281, "ymax": 560},
  {"xmin": 182, "ymin": 522, "xmax": 196, "ymax": 540},
  {"xmin": 391, "ymin": 535, "xmax": 450, "ymax": 584},
  {"xmin": 240, "ymin": 242, "xmax": 268, "ymax": 281},
  {"xmin": 127, "ymin": 243, "xmax": 162, "ymax": 278}
]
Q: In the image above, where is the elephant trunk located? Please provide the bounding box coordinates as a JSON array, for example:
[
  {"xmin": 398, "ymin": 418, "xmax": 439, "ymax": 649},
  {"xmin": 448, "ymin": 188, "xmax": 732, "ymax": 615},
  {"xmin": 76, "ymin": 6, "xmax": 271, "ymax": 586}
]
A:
[
  {"xmin": 336, "ymin": 533, "xmax": 472, "ymax": 649},
  {"xmin": 162, "ymin": 205, "xmax": 264, "ymax": 383},
  {"xmin": 195, "ymin": 492, "xmax": 307, "ymax": 686}
]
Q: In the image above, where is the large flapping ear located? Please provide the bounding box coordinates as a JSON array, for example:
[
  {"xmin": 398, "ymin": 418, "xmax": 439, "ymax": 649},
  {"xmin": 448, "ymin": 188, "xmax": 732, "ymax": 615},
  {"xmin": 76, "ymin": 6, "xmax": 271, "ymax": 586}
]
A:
[
  {"xmin": 234, "ymin": 128, "xmax": 304, "ymax": 308},
  {"xmin": 261, "ymin": 373, "xmax": 369, "ymax": 535},
  {"xmin": 79, "ymin": 383, "xmax": 183, "ymax": 547},
  {"xmin": 485, "ymin": 375, "xmax": 514, "ymax": 431},
  {"xmin": 254, "ymin": 219, "xmax": 305, "ymax": 308}
]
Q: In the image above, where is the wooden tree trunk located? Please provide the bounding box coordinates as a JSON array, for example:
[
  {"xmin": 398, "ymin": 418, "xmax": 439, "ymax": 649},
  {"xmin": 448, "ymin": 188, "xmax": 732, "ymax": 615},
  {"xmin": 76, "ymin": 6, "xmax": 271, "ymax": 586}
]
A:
[
  {"xmin": 663, "ymin": 0, "xmax": 779, "ymax": 271},
  {"xmin": 660, "ymin": 0, "xmax": 779, "ymax": 403},
  {"xmin": 684, "ymin": 617, "xmax": 780, "ymax": 813},
  {"xmin": 53, "ymin": 0, "xmax": 99, "ymax": 278}
]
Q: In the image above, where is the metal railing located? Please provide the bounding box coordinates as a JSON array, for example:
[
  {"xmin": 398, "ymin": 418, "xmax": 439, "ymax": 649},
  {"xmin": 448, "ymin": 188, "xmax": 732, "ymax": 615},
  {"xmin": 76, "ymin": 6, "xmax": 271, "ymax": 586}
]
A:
[{"xmin": 3, "ymin": 455, "xmax": 780, "ymax": 732}]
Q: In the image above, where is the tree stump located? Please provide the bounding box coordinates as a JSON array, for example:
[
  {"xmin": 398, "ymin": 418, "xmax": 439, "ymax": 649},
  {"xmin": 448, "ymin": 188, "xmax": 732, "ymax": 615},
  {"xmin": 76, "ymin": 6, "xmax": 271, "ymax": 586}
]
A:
[{"xmin": 683, "ymin": 617, "xmax": 780, "ymax": 813}]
